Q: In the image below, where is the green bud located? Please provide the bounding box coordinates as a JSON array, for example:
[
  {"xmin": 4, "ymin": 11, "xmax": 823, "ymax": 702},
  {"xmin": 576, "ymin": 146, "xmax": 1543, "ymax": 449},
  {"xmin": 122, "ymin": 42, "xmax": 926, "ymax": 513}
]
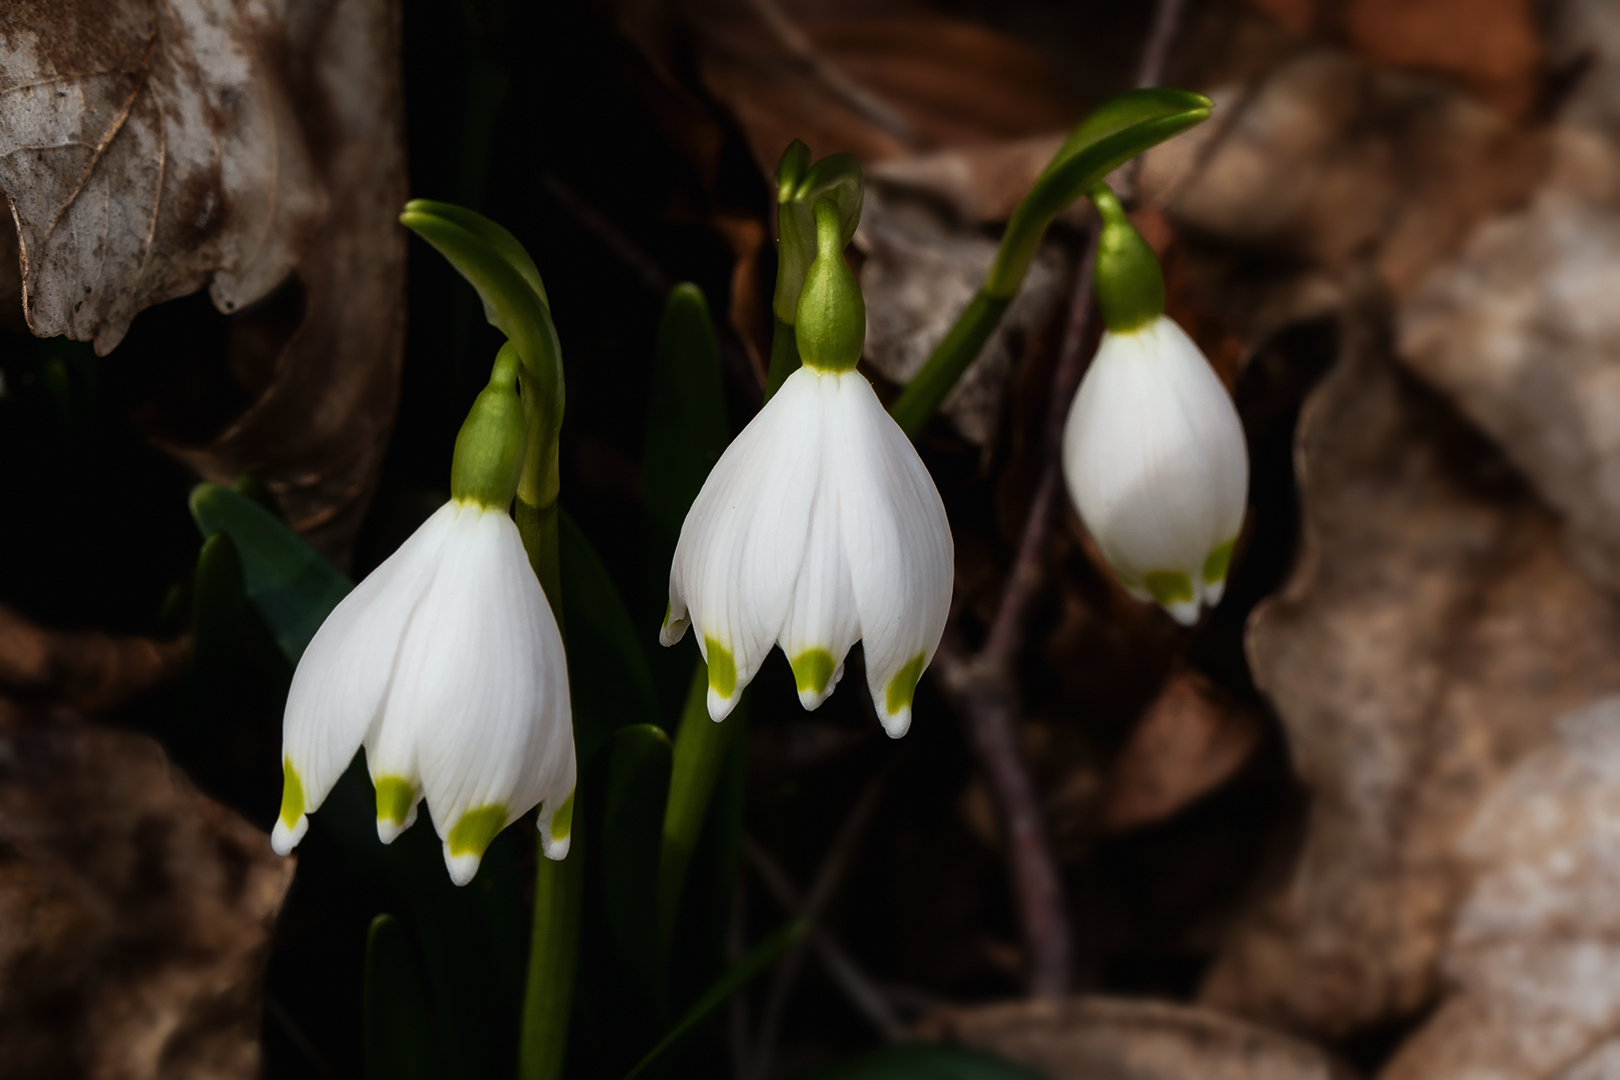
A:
[
  {"xmin": 1089, "ymin": 182, "xmax": 1165, "ymax": 334},
  {"xmin": 773, "ymin": 146, "xmax": 863, "ymax": 323},
  {"xmin": 795, "ymin": 198, "xmax": 866, "ymax": 373},
  {"xmin": 451, "ymin": 343, "xmax": 528, "ymax": 509}
]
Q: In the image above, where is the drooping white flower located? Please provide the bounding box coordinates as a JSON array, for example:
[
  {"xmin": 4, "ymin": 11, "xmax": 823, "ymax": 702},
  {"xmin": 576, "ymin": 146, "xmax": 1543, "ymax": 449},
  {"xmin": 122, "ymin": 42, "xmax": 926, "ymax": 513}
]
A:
[
  {"xmin": 272, "ymin": 349, "xmax": 574, "ymax": 885},
  {"xmin": 1061, "ymin": 314, "xmax": 1247, "ymax": 625},
  {"xmin": 660, "ymin": 364, "xmax": 953, "ymax": 737}
]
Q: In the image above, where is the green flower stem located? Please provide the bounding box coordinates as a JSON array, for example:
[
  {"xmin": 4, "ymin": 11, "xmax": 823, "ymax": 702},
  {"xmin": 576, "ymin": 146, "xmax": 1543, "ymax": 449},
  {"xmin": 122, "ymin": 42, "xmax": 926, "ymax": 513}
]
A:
[
  {"xmin": 516, "ymin": 497, "xmax": 563, "ymax": 632},
  {"xmin": 884, "ymin": 88, "xmax": 1212, "ymax": 437},
  {"xmin": 656, "ymin": 662, "xmax": 741, "ymax": 948},
  {"xmin": 520, "ymin": 800, "xmax": 583, "ymax": 1080},
  {"xmin": 888, "ymin": 291, "xmax": 1011, "ymax": 439},
  {"xmin": 765, "ymin": 316, "xmax": 800, "ymax": 402}
]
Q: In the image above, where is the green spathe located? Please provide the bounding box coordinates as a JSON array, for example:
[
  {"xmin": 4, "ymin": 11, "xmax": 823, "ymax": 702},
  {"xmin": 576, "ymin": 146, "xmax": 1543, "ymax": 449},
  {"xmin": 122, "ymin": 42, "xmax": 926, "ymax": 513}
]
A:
[
  {"xmin": 1089, "ymin": 182, "xmax": 1165, "ymax": 334},
  {"xmin": 795, "ymin": 198, "xmax": 866, "ymax": 374},
  {"xmin": 448, "ymin": 804, "xmax": 509, "ymax": 859},
  {"xmin": 451, "ymin": 342, "xmax": 527, "ymax": 508}
]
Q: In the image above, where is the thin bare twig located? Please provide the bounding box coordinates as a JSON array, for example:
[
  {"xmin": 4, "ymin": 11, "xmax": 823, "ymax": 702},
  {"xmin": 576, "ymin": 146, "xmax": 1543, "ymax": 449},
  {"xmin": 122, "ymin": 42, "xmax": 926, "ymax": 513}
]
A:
[
  {"xmin": 748, "ymin": 774, "xmax": 887, "ymax": 1080},
  {"xmin": 744, "ymin": 836, "xmax": 906, "ymax": 1042},
  {"xmin": 929, "ymin": 0, "xmax": 1191, "ymax": 1001}
]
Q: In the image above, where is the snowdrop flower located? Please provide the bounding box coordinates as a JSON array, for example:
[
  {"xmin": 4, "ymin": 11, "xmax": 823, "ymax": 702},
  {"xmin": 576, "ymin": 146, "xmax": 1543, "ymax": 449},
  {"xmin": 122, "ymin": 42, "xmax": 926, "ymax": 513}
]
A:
[
  {"xmin": 661, "ymin": 198, "xmax": 952, "ymax": 737},
  {"xmin": 1061, "ymin": 184, "xmax": 1247, "ymax": 626},
  {"xmin": 272, "ymin": 348, "xmax": 575, "ymax": 884}
]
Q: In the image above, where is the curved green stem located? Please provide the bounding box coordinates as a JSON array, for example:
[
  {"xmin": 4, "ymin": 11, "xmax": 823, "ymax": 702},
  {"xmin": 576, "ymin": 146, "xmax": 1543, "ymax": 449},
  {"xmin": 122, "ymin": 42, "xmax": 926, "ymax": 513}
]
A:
[{"xmin": 885, "ymin": 88, "xmax": 1211, "ymax": 436}]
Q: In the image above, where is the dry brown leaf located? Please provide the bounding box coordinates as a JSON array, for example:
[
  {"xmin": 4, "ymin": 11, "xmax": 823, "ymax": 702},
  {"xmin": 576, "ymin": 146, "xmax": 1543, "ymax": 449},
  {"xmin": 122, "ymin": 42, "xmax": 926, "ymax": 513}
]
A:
[
  {"xmin": 0, "ymin": 604, "xmax": 187, "ymax": 713},
  {"xmin": 0, "ymin": 0, "xmax": 407, "ymax": 560},
  {"xmin": 1200, "ymin": 322, "xmax": 1620, "ymax": 1038},
  {"xmin": 1397, "ymin": 0, "xmax": 1620, "ymax": 593},
  {"xmin": 858, "ymin": 182, "xmax": 1071, "ymax": 446},
  {"xmin": 688, "ymin": 3, "xmax": 1083, "ymax": 172},
  {"xmin": 1140, "ymin": 50, "xmax": 1545, "ymax": 321},
  {"xmin": 1379, "ymin": 696, "xmax": 1620, "ymax": 1080},
  {"xmin": 1097, "ymin": 671, "xmax": 1265, "ymax": 834},
  {"xmin": 917, "ymin": 997, "xmax": 1355, "ymax": 1080},
  {"xmin": 0, "ymin": 701, "xmax": 293, "ymax": 1080},
  {"xmin": 1241, "ymin": 0, "xmax": 1543, "ymax": 117}
]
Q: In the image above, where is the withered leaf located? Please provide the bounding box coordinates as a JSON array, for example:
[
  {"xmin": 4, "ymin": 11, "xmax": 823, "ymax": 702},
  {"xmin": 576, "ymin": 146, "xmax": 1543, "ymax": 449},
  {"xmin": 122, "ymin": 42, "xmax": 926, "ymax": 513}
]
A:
[
  {"xmin": 917, "ymin": 997, "xmax": 1355, "ymax": 1080},
  {"xmin": 0, "ymin": 0, "xmax": 408, "ymax": 560}
]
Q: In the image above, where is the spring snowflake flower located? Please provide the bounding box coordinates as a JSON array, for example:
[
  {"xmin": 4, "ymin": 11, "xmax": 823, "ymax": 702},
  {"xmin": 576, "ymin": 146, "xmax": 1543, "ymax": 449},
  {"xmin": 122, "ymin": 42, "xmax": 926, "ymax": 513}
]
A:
[
  {"xmin": 1061, "ymin": 313, "xmax": 1247, "ymax": 625},
  {"xmin": 271, "ymin": 352, "xmax": 574, "ymax": 885}
]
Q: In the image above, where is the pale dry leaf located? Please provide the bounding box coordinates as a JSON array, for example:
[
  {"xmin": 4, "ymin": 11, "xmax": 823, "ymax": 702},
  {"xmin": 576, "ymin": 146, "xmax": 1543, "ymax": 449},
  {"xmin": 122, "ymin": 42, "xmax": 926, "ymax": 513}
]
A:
[
  {"xmin": 917, "ymin": 997, "xmax": 1355, "ymax": 1080},
  {"xmin": 1200, "ymin": 322, "xmax": 1620, "ymax": 1038},
  {"xmin": 1397, "ymin": 0, "xmax": 1620, "ymax": 594},
  {"xmin": 1376, "ymin": 695, "xmax": 1620, "ymax": 1080},
  {"xmin": 1097, "ymin": 670, "xmax": 1265, "ymax": 834},
  {"xmin": 0, "ymin": 701, "xmax": 293, "ymax": 1080},
  {"xmin": 0, "ymin": 0, "xmax": 407, "ymax": 560},
  {"xmin": 0, "ymin": 603, "xmax": 188, "ymax": 713}
]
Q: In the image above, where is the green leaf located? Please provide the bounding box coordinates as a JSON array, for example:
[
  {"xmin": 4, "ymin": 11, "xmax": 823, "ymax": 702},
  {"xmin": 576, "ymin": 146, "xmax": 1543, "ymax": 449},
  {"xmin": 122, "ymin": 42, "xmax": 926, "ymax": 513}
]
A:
[
  {"xmin": 560, "ymin": 509, "xmax": 660, "ymax": 765},
  {"xmin": 623, "ymin": 918, "xmax": 807, "ymax": 1080},
  {"xmin": 188, "ymin": 482, "xmax": 351, "ymax": 663},
  {"xmin": 642, "ymin": 284, "xmax": 728, "ymax": 550},
  {"xmin": 605, "ymin": 724, "xmax": 675, "ymax": 1024},
  {"xmin": 522, "ymin": 804, "xmax": 584, "ymax": 1080},
  {"xmin": 640, "ymin": 284, "xmax": 731, "ymax": 720},
  {"xmin": 803, "ymin": 1045, "xmax": 1049, "ymax": 1080},
  {"xmin": 364, "ymin": 913, "xmax": 445, "ymax": 1080}
]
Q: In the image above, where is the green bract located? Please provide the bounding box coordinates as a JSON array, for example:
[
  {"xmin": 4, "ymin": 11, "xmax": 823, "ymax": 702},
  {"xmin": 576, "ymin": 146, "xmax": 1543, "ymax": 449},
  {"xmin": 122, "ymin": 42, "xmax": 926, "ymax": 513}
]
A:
[
  {"xmin": 795, "ymin": 198, "xmax": 866, "ymax": 374},
  {"xmin": 450, "ymin": 343, "xmax": 528, "ymax": 508},
  {"xmin": 1089, "ymin": 182, "xmax": 1165, "ymax": 333}
]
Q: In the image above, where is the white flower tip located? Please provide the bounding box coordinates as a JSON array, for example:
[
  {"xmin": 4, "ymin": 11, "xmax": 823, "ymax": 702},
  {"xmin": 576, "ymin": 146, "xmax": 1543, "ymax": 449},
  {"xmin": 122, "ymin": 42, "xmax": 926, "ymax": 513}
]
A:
[
  {"xmin": 270, "ymin": 814, "xmax": 307, "ymax": 856},
  {"xmin": 1164, "ymin": 597, "xmax": 1201, "ymax": 626},
  {"xmin": 880, "ymin": 707, "xmax": 912, "ymax": 739},
  {"xmin": 659, "ymin": 605, "xmax": 690, "ymax": 647},
  {"xmin": 443, "ymin": 845, "xmax": 482, "ymax": 887},
  {"xmin": 707, "ymin": 686, "xmax": 740, "ymax": 722},
  {"xmin": 791, "ymin": 652, "xmax": 845, "ymax": 712},
  {"xmin": 1203, "ymin": 578, "xmax": 1227, "ymax": 608},
  {"xmin": 376, "ymin": 813, "xmax": 410, "ymax": 845},
  {"xmin": 374, "ymin": 777, "xmax": 419, "ymax": 845},
  {"xmin": 538, "ymin": 792, "xmax": 574, "ymax": 861}
]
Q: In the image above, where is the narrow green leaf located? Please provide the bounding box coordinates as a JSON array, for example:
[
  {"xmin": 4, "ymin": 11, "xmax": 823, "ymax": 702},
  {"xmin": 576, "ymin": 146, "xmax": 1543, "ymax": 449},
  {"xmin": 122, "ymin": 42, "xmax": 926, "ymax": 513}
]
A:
[
  {"xmin": 522, "ymin": 805, "xmax": 585, "ymax": 1080},
  {"xmin": 364, "ymin": 914, "xmax": 444, "ymax": 1080},
  {"xmin": 623, "ymin": 918, "xmax": 807, "ymax": 1080},
  {"xmin": 560, "ymin": 509, "xmax": 660, "ymax": 765},
  {"xmin": 605, "ymin": 724, "xmax": 675, "ymax": 1024},
  {"xmin": 803, "ymin": 1044, "xmax": 1049, "ymax": 1079},
  {"xmin": 886, "ymin": 88, "xmax": 1211, "ymax": 437},
  {"xmin": 657, "ymin": 664, "xmax": 743, "ymax": 946},
  {"xmin": 403, "ymin": 198, "xmax": 549, "ymax": 309},
  {"xmin": 188, "ymin": 483, "xmax": 351, "ymax": 663}
]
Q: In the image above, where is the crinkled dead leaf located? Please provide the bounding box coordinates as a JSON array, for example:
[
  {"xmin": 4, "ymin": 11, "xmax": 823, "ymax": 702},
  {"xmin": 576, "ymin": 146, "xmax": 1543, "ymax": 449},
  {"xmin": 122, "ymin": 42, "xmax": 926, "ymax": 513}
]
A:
[
  {"xmin": 1201, "ymin": 326, "xmax": 1620, "ymax": 1037},
  {"xmin": 1398, "ymin": 0, "xmax": 1620, "ymax": 593},
  {"xmin": 0, "ymin": 0, "xmax": 407, "ymax": 560},
  {"xmin": 917, "ymin": 997, "xmax": 1355, "ymax": 1080},
  {"xmin": 0, "ymin": 700, "xmax": 292, "ymax": 1080},
  {"xmin": 1380, "ymin": 696, "xmax": 1620, "ymax": 1080}
]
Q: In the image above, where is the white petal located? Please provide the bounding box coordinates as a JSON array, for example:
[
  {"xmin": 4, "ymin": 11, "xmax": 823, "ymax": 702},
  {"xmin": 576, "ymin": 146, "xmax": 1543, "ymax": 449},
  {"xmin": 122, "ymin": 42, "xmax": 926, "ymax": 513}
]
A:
[
  {"xmin": 274, "ymin": 501, "xmax": 462, "ymax": 851},
  {"xmin": 1061, "ymin": 316, "xmax": 1247, "ymax": 619},
  {"xmin": 668, "ymin": 366, "xmax": 826, "ymax": 719},
  {"xmin": 379, "ymin": 507, "xmax": 574, "ymax": 886},
  {"xmin": 831, "ymin": 372, "xmax": 954, "ymax": 738}
]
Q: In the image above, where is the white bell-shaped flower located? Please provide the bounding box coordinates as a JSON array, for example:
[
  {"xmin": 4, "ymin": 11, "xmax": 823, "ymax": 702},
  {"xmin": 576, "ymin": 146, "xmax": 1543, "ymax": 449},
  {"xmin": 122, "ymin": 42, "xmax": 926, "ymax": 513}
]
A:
[
  {"xmin": 661, "ymin": 196, "xmax": 952, "ymax": 737},
  {"xmin": 271, "ymin": 350, "xmax": 575, "ymax": 885},
  {"xmin": 1062, "ymin": 313, "xmax": 1247, "ymax": 625}
]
